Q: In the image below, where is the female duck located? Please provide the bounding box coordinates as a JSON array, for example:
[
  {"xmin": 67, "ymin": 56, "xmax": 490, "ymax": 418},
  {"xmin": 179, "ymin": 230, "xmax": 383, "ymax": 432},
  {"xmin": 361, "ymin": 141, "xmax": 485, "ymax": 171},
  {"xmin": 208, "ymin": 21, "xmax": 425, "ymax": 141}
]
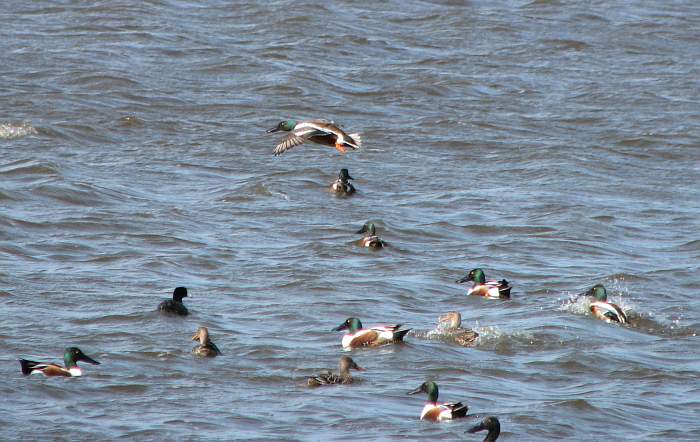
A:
[
  {"xmin": 408, "ymin": 381, "xmax": 468, "ymax": 421},
  {"xmin": 467, "ymin": 416, "xmax": 501, "ymax": 441},
  {"xmin": 356, "ymin": 222, "xmax": 385, "ymax": 248},
  {"xmin": 584, "ymin": 284, "xmax": 628, "ymax": 324},
  {"xmin": 191, "ymin": 326, "xmax": 222, "ymax": 357},
  {"xmin": 436, "ymin": 311, "xmax": 479, "ymax": 347},
  {"xmin": 267, "ymin": 119, "xmax": 362, "ymax": 156},
  {"xmin": 457, "ymin": 268, "xmax": 511, "ymax": 299},
  {"xmin": 158, "ymin": 287, "xmax": 189, "ymax": 316},
  {"xmin": 332, "ymin": 317, "xmax": 410, "ymax": 349},
  {"xmin": 307, "ymin": 356, "xmax": 364, "ymax": 387},
  {"xmin": 19, "ymin": 347, "xmax": 100, "ymax": 377},
  {"xmin": 331, "ymin": 168, "xmax": 356, "ymax": 195}
]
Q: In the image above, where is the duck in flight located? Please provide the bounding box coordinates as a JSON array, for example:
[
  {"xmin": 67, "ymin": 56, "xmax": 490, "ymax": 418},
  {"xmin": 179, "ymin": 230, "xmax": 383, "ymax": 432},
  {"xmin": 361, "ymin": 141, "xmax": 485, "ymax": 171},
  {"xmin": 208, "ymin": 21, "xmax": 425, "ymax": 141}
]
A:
[{"xmin": 267, "ymin": 119, "xmax": 362, "ymax": 156}]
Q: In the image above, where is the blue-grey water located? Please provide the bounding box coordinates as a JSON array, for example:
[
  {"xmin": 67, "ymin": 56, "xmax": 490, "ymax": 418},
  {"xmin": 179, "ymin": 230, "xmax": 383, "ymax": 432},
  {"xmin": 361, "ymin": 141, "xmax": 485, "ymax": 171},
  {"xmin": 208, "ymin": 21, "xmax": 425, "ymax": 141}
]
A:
[{"xmin": 1, "ymin": 0, "xmax": 699, "ymax": 440}]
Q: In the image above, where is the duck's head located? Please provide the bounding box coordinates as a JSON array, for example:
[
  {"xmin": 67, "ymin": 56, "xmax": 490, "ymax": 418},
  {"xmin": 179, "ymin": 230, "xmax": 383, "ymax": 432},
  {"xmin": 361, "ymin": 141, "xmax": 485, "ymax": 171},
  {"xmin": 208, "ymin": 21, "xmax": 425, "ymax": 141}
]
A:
[
  {"xmin": 339, "ymin": 356, "xmax": 364, "ymax": 373},
  {"xmin": 408, "ymin": 380, "xmax": 439, "ymax": 403},
  {"xmin": 356, "ymin": 222, "xmax": 376, "ymax": 236},
  {"xmin": 585, "ymin": 284, "xmax": 608, "ymax": 302},
  {"xmin": 267, "ymin": 120, "xmax": 297, "ymax": 133},
  {"xmin": 467, "ymin": 416, "xmax": 501, "ymax": 441},
  {"xmin": 457, "ymin": 268, "xmax": 486, "ymax": 285},
  {"xmin": 191, "ymin": 326, "xmax": 210, "ymax": 343},
  {"xmin": 438, "ymin": 311, "xmax": 462, "ymax": 330},
  {"xmin": 332, "ymin": 317, "xmax": 363, "ymax": 333},
  {"xmin": 338, "ymin": 168, "xmax": 354, "ymax": 182},
  {"xmin": 173, "ymin": 287, "xmax": 188, "ymax": 302},
  {"xmin": 64, "ymin": 347, "xmax": 100, "ymax": 368}
]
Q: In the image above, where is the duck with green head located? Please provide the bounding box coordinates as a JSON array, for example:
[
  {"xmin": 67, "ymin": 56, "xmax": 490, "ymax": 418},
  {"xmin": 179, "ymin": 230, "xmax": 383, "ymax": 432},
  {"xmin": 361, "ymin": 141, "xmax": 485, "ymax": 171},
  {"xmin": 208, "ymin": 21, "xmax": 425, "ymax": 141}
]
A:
[
  {"xmin": 18, "ymin": 347, "xmax": 100, "ymax": 377},
  {"xmin": 356, "ymin": 222, "xmax": 385, "ymax": 248},
  {"xmin": 331, "ymin": 168, "xmax": 356, "ymax": 195},
  {"xmin": 582, "ymin": 284, "xmax": 628, "ymax": 324},
  {"xmin": 158, "ymin": 287, "xmax": 189, "ymax": 316},
  {"xmin": 456, "ymin": 268, "xmax": 511, "ymax": 299},
  {"xmin": 332, "ymin": 317, "xmax": 410, "ymax": 349},
  {"xmin": 408, "ymin": 381, "xmax": 468, "ymax": 421},
  {"xmin": 267, "ymin": 119, "xmax": 362, "ymax": 156},
  {"xmin": 467, "ymin": 416, "xmax": 501, "ymax": 441},
  {"xmin": 307, "ymin": 356, "xmax": 364, "ymax": 387}
]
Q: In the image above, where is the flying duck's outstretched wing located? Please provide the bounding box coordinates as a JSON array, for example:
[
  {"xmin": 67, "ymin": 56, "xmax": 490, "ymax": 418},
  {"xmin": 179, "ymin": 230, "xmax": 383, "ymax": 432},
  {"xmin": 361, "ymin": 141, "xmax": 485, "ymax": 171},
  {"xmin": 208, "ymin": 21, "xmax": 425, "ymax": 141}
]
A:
[
  {"xmin": 273, "ymin": 134, "xmax": 308, "ymax": 156},
  {"xmin": 273, "ymin": 120, "xmax": 345, "ymax": 156}
]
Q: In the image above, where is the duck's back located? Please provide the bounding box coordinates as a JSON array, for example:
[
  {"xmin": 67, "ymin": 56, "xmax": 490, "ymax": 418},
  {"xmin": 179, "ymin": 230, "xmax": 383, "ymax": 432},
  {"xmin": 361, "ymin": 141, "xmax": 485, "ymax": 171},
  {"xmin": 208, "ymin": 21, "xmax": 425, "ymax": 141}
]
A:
[{"xmin": 158, "ymin": 299, "xmax": 188, "ymax": 316}]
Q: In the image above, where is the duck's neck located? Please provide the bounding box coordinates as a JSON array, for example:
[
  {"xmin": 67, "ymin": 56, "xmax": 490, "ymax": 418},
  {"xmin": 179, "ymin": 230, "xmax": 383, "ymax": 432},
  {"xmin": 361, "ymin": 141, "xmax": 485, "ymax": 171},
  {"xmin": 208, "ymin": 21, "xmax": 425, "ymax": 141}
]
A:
[
  {"xmin": 484, "ymin": 428, "xmax": 499, "ymax": 442},
  {"xmin": 426, "ymin": 384, "xmax": 439, "ymax": 403}
]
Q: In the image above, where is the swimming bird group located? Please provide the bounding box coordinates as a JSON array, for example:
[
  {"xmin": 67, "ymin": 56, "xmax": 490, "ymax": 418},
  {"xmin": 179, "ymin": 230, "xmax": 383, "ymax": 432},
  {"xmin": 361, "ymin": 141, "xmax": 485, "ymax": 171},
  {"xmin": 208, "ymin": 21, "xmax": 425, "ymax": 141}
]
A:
[{"xmin": 16, "ymin": 118, "xmax": 634, "ymax": 439}]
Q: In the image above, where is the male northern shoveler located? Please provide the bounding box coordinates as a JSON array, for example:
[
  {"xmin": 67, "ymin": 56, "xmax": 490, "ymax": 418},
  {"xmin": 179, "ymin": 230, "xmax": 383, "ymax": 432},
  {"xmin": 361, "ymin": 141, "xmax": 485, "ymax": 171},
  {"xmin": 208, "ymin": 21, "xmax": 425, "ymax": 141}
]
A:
[
  {"xmin": 457, "ymin": 268, "xmax": 511, "ymax": 299},
  {"xmin": 332, "ymin": 317, "xmax": 410, "ymax": 349},
  {"xmin": 158, "ymin": 287, "xmax": 189, "ymax": 316},
  {"xmin": 331, "ymin": 168, "xmax": 356, "ymax": 195},
  {"xmin": 191, "ymin": 326, "xmax": 222, "ymax": 357},
  {"xmin": 408, "ymin": 381, "xmax": 468, "ymax": 422},
  {"xmin": 356, "ymin": 222, "xmax": 385, "ymax": 248},
  {"xmin": 436, "ymin": 311, "xmax": 479, "ymax": 347},
  {"xmin": 307, "ymin": 356, "xmax": 364, "ymax": 387},
  {"xmin": 467, "ymin": 416, "xmax": 501, "ymax": 441},
  {"xmin": 267, "ymin": 119, "xmax": 362, "ymax": 156},
  {"xmin": 18, "ymin": 347, "xmax": 100, "ymax": 377},
  {"xmin": 583, "ymin": 284, "xmax": 628, "ymax": 324}
]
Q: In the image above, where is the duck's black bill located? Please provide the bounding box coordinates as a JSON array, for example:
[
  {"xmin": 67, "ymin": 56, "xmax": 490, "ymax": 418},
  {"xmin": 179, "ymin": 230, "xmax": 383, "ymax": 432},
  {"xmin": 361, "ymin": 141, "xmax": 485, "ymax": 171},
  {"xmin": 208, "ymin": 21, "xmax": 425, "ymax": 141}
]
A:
[
  {"xmin": 80, "ymin": 354, "xmax": 100, "ymax": 365},
  {"xmin": 331, "ymin": 323, "xmax": 347, "ymax": 332},
  {"xmin": 466, "ymin": 421, "xmax": 486, "ymax": 434},
  {"xmin": 407, "ymin": 386, "xmax": 423, "ymax": 395},
  {"xmin": 267, "ymin": 127, "xmax": 281, "ymax": 133},
  {"xmin": 456, "ymin": 275, "xmax": 469, "ymax": 284},
  {"xmin": 356, "ymin": 226, "xmax": 367, "ymax": 234}
]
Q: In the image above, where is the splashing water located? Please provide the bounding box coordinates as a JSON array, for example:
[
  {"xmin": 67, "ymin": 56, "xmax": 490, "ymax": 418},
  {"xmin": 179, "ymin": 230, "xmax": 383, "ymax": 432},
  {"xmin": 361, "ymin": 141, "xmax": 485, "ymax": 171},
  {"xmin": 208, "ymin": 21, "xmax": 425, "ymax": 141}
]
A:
[{"xmin": 0, "ymin": 122, "xmax": 38, "ymax": 139}]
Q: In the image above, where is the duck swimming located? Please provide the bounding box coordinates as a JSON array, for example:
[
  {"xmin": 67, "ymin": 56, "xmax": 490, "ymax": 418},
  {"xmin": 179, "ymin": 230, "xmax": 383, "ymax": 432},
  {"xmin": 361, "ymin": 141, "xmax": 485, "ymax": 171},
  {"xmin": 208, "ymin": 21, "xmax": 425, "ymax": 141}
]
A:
[
  {"xmin": 267, "ymin": 119, "xmax": 361, "ymax": 156},
  {"xmin": 332, "ymin": 317, "xmax": 410, "ymax": 349},
  {"xmin": 583, "ymin": 284, "xmax": 628, "ymax": 324},
  {"xmin": 331, "ymin": 168, "xmax": 356, "ymax": 195},
  {"xmin": 457, "ymin": 268, "xmax": 511, "ymax": 299},
  {"xmin": 356, "ymin": 222, "xmax": 385, "ymax": 248},
  {"xmin": 191, "ymin": 326, "xmax": 222, "ymax": 357},
  {"xmin": 436, "ymin": 311, "xmax": 479, "ymax": 347},
  {"xmin": 158, "ymin": 287, "xmax": 189, "ymax": 316},
  {"xmin": 408, "ymin": 381, "xmax": 468, "ymax": 421},
  {"xmin": 467, "ymin": 416, "xmax": 501, "ymax": 441},
  {"xmin": 19, "ymin": 347, "xmax": 100, "ymax": 377},
  {"xmin": 307, "ymin": 356, "xmax": 364, "ymax": 387}
]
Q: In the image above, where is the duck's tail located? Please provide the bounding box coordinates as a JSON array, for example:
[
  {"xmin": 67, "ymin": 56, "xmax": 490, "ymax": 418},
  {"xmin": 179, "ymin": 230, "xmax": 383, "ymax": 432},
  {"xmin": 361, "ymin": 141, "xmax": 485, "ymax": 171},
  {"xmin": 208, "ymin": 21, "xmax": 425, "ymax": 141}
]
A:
[
  {"xmin": 347, "ymin": 133, "xmax": 362, "ymax": 149},
  {"xmin": 393, "ymin": 328, "xmax": 411, "ymax": 342},
  {"xmin": 451, "ymin": 402, "xmax": 469, "ymax": 418},
  {"xmin": 19, "ymin": 359, "xmax": 38, "ymax": 375}
]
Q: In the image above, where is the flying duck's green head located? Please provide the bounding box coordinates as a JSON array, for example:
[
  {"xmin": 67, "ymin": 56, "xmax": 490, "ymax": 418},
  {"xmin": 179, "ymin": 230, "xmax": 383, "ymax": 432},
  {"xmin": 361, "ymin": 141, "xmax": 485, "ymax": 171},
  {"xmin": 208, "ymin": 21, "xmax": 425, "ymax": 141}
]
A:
[
  {"xmin": 586, "ymin": 284, "xmax": 608, "ymax": 302},
  {"xmin": 267, "ymin": 120, "xmax": 297, "ymax": 133}
]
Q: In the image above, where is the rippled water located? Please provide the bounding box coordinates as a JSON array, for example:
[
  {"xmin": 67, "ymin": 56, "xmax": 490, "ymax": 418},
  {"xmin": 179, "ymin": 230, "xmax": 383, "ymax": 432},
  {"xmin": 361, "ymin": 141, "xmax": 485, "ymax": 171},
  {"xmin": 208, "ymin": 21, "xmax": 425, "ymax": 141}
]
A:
[{"xmin": 2, "ymin": 0, "xmax": 699, "ymax": 440}]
